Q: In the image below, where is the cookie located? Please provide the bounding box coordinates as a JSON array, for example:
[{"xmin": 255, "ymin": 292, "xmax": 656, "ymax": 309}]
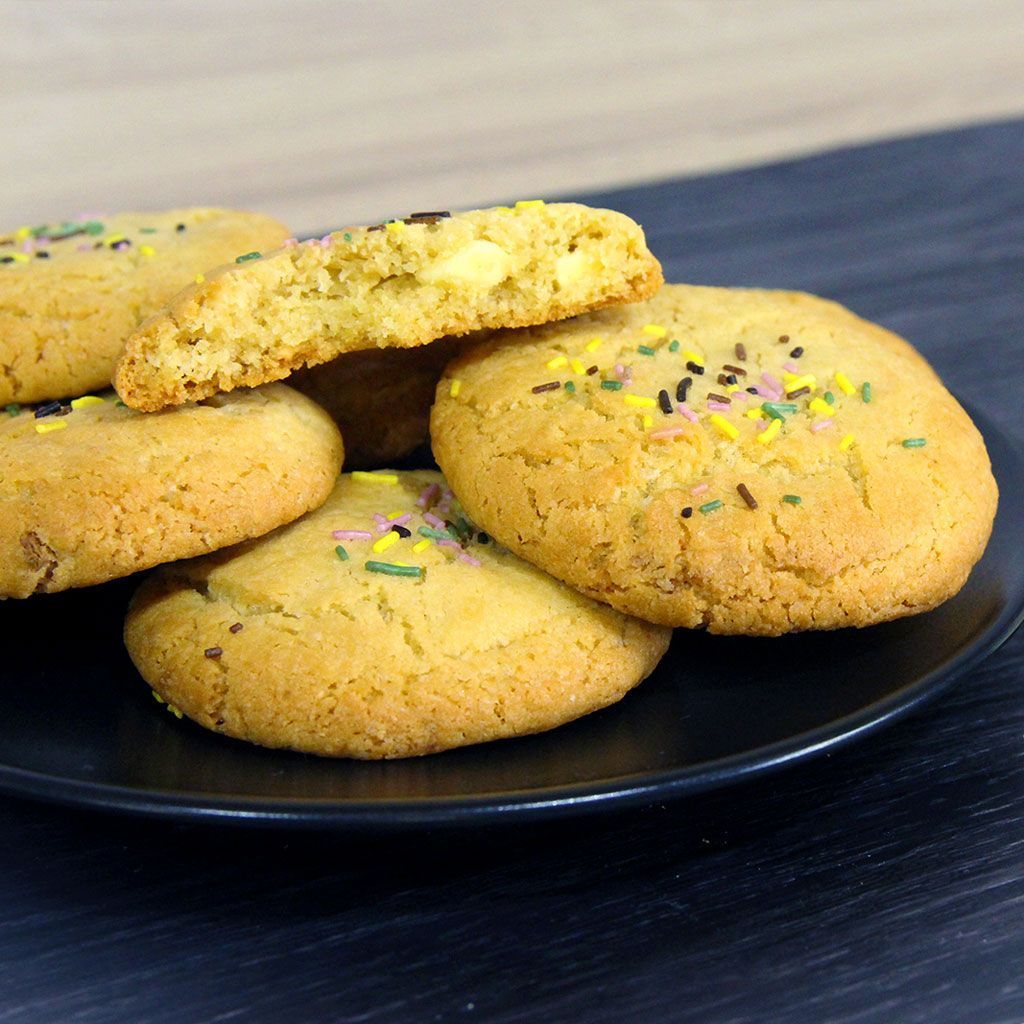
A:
[
  {"xmin": 124, "ymin": 470, "xmax": 671, "ymax": 759},
  {"xmin": 288, "ymin": 337, "xmax": 462, "ymax": 469},
  {"xmin": 431, "ymin": 284, "xmax": 998, "ymax": 635},
  {"xmin": 0, "ymin": 384, "xmax": 342, "ymax": 598},
  {"xmin": 113, "ymin": 202, "xmax": 663, "ymax": 411},
  {"xmin": 0, "ymin": 208, "xmax": 290, "ymax": 404}
]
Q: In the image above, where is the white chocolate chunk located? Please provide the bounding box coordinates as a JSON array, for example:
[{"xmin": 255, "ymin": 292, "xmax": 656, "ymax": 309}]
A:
[
  {"xmin": 417, "ymin": 240, "xmax": 513, "ymax": 288},
  {"xmin": 555, "ymin": 249, "xmax": 604, "ymax": 288}
]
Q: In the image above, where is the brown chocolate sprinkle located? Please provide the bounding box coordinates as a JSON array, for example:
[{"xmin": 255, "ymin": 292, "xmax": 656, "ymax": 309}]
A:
[
  {"xmin": 366, "ymin": 223, "xmax": 386, "ymax": 232},
  {"xmin": 708, "ymin": 392, "xmax": 731, "ymax": 404},
  {"xmin": 681, "ymin": 506, "xmax": 694, "ymax": 519},
  {"xmin": 722, "ymin": 364, "xmax": 746, "ymax": 376},
  {"xmin": 229, "ymin": 623, "xmax": 244, "ymax": 634},
  {"xmin": 778, "ymin": 334, "xmax": 790, "ymax": 343},
  {"xmin": 735, "ymin": 342, "xmax": 747, "ymax": 361},
  {"xmin": 408, "ymin": 211, "xmax": 451, "ymax": 220},
  {"xmin": 531, "ymin": 381, "xmax": 561, "ymax": 393},
  {"xmin": 204, "ymin": 646, "xmax": 223, "ymax": 659},
  {"xmin": 737, "ymin": 483, "xmax": 758, "ymax": 509},
  {"xmin": 586, "ymin": 365, "xmax": 599, "ymax": 375},
  {"xmin": 786, "ymin": 386, "xmax": 810, "ymax": 399},
  {"xmin": 676, "ymin": 377, "xmax": 692, "ymax": 402},
  {"xmin": 717, "ymin": 373, "xmax": 730, "ymax": 387}
]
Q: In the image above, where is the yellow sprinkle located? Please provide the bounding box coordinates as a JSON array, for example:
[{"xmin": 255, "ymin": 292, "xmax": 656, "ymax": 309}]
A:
[
  {"xmin": 546, "ymin": 355, "xmax": 568, "ymax": 369},
  {"xmin": 151, "ymin": 691, "xmax": 165, "ymax": 704},
  {"xmin": 785, "ymin": 374, "xmax": 817, "ymax": 393},
  {"xmin": 808, "ymin": 397, "xmax": 833, "ymax": 416},
  {"xmin": 682, "ymin": 350, "xmax": 704, "ymax": 365},
  {"xmin": 745, "ymin": 408, "xmax": 763, "ymax": 420},
  {"xmin": 835, "ymin": 372, "xmax": 856, "ymax": 395},
  {"xmin": 9, "ymin": 252, "xmax": 29, "ymax": 263},
  {"xmin": 709, "ymin": 413, "xmax": 739, "ymax": 440},
  {"xmin": 194, "ymin": 273, "xmax": 205, "ymax": 284},
  {"xmin": 515, "ymin": 199, "xmax": 545, "ymax": 209},
  {"xmin": 372, "ymin": 531, "xmax": 400, "ymax": 554},
  {"xmin": 386, "ymin": 509, "xmax": 405, "ymax": 519},
  {"xmin": 570, "ymin": 358, "xmax": 586, "ymax": 375},
  {"xmin": 385, "ymin": 220, "xmax": 406, "ymax": 234},
  {"xmin": 642, "ymin": 414, "xmax": 653, "ymax": 430},
  {"xmin": 624, "ymin": 394, "xmax": 657, "ymax": 408},
  {"xmin": 104, "ymin": 234, "xmax": 126, "ymax": 246},
  {"xmin": 584, "ymin": 338, "xmax": 602, "ymax": 353},
  {"xmin": 351, "ymin": 471, "xmax": 399, "ymax": 485},
  {"xmin": 14, "ymin": 226, "xmax": 31, "ymax": 241},
  {"xmin": 412, "ymin": 539, "xmax": 431, "ymax": 554},
  {"xmin": 642, "ymin": 324, "xmax": 667, "ymax": 338},
  {"xmin": 70, "ymin": 395, "xmax": 105, "ymax": 409},
  {"xmin": 757, "ymin": 419, "xmax": 782, "ymax": 444},
  {"xmin": 139, "ymin": 244, "xmax": 156, "ymax": 257},
  {"xmin": 449, "ymin": 379, "xmax": 462, "ymax": 398},
  {"xmin": 726, "ymin": 384, "xmax": 739, "ymax": 394},
  {"xmin": 168, "ymin": 704, "xmax": 183, "ymax": 720},
  {"xmin": 839, "ymin": 433, "xmax": 856, "ymax": 451},
  {"xmin": 35, "ymin": 420, "xmax": 67, "ymax": 434}
]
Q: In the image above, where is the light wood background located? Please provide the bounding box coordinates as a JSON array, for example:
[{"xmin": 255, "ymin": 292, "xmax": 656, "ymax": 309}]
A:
[{"xmin": 4, "ymin": 0, "xmax": 1023, "ymax": 236}]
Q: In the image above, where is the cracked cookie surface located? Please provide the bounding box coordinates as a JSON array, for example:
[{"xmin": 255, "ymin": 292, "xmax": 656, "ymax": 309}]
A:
[
  {"xmin": 124, "ymin": 469, "xmax": 671, "ymax": 759},
  {"xmin": 0, "ymin": 383, "xmax": 342, "ymax": 598},
  {"xmin": 114, "ymin": 202, "xmax": 663, "ymax": 411},
  {"xmin": 0, "ymin": 208, "xmax": 289, "ymax": 403},
  {"xmin": 431, "ymin": 284, "xmax": 998, "ymax": 635}
]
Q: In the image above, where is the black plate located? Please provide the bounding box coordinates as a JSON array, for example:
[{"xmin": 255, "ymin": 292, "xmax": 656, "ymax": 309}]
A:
[{"xmin": 0, "ymin": 408, "xmax": 1021, "ymax": 830}]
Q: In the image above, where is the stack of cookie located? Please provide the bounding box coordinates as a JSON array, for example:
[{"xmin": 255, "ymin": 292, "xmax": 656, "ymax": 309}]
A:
[{"xmin": 1, "ymin": 201, "xmax": 997, "ymax": 759}]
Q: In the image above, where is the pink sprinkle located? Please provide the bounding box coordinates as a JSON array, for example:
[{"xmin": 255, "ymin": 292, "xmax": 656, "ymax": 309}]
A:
[
  {"xmin": 649, "ymin": 426, "xmax": 686, "ymax": 440},
  {"xmin": 320, "ymin": 235, "xmax": 332, "ymax": 248},
  {"xmin": 373, "ymin": 513, "xmax": 388, "ymax": 524},
  {"xmin": 732, "ymin": 391, "xmax": 749, "ymax": 402},
  {"xmin": 22, "ymin": 240, "xmax": 34, "ymax": 254},
  {"xmin": 749, "ymin": 385, "xmax": 770, "ymax": 398},
  {"xmin": 691, "ymin": 483, "xmax": 710, "ymax": 496},
  {"xmin": 423, "ymin": 512, "xmax": 446, "ymax": 529},
  {"xmin": 614, "ymin": 363, "xmax": 625, "ymax": 379},
  {"xmin": 762, "ymin": 372, "xmax": 783, "ymax": 393},
  {"xmin": 677, "ymin": 403, "xmax": 698, "ymax": 423},
  {"xmin": 811, "ymin": 418, "xmax": 833, "ymax": 433},
  {"xmin": 332, "ymin": 529, "xmax": 372, "ymax": 540},
  {"xmin": 783, "ymin": 361, "xmax": 799, "ymax": 373},
  {"xmin": 416, "ymin": 483, "xmax": 440, "ymax": 508},
  {"xmin": 283, "ymin": 238, "xmax": 298, "ymax": 247},
  {"xmin": 757, "ymin": 419, "xmax": 768, "ymax": 431},
  {"xmin": 437, "ymin": 539, "xmax": 462, "ymax": 550},
  {"xmin": 459, "ymin": 553, "xmax": 482, "ymax": 567},
  {"xmin": 385, "ymin": 513, "xmax": 412, "ymax": 527},
  {"xmin": 707, "ymin": 400, "xmax": 730, "ymax": 412}
]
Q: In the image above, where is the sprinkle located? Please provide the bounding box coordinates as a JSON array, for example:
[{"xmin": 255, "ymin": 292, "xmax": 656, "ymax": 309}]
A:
[
  {"xmin": 668, "ymin": 340, "xmax": 680, "ymax": 353},
  {"xmin": 235, "ymin": 251, "xmax": 261, "ymax": 263},
  {"xmin": 789, "ymin": 346, "xmax": 804, "ymax": 358},
  {"xmin": 419, "ymin": 526, "xmax": 453, "ymax": 541},
  {"xmin": 546, "ymin": 355, "xmax": 568, "ymax": 369},
  {"xmin": 732, "ymin": 390, "xmax": 748, "ymax": 402},
  {"xmin": 385, "ymin": 220, "xmax": 406, "ymax": 234},
  {"xmin": 757, "ymin": 419, "xmax": 782, "ymax": 444},
  {"xmin": 477, "ymin": 532, "xmax": 489, "ymax": 544},
  {"xmin": 70, "ymin": 395, "xmax": 105, "ymax": 409},
  {"xmin": 459, "ymin": 552, "xmax": 482, "ymax": 567},
  {"xmin": 412, "ymin": 539, "xmax": 431, "ymax": 553},
  {"xmin": 175, "ymin": 223, "xmax": 187, "ymax": 232},
  {"xmin": 601, "ymin": 380, "xmax": 623, "ymax": 391},
  {"xmin": 902, "ymin": 437, "xmax": 927, "ymax": 448},
  {"xmin": 35, "ymin": 251, "xmax": 50, "ymax": 259},
  {"xmin": 229, "ymin": 622, "xmax": 244, "ymax": 633},
  {"xmin": 839, "ymin": 433, "xmax": 856, "ymax": 451},
  {"xmin": 691, "ymin": 483, "xmax": 710, "ymax": 496},
  {"xmin": 423, "ymin": 512, "xmax": 446, "ymax": 529},
  {"xmin": 515, "ymin": 199, "xmax": 545, "ymax": 209},
  {"xmin": 532, "ymin": 381, "xmax": 561, "ymax": 394},
  {"xmin": 810, "ymin": 418, "xmax": 833, "ymax": 433},
  {"xmin": 784, "ymin": 374, "xmax": 816, "ymax": 393},
  {"xmin": 5, "ymin": 403, "xmax": 20, "ymax": 416},
  {"xmin": 351, "ymin": 471, "xmax": 399, "ymax": 485},
  {"xmin": 761, "ymin": 372, "xmax": 784, "ymax": 396},
  {"xmin": 707, "ymin": 392, "xmax": 731, "ymax": 404},
  {"xmin": 699, "ymin": 499, "xmax": 724, "ymax": 514},
  {"xmin": 585, "ymin": 338, "xmax": 602, "ymax": 353},
  {"xmin": 722, "ymin": 364, "xmax": 746, "ymax": 377},
  {"xmin": 393, "ymin": 524, "xmax": 412, "ymax": 538},
  {"xmin": 761, "ymin": 402, "xmax": 797, "ymax": 420},
  {"xmin": 657, "ymin": 389, "xmax": 673, "ymax": 415},
  {"xmin": 586, "ymin": 365, "xmax": 598, "ymax": 375},
  {"xmin": 862, "ymin": 382, "xmax": 872, "ymax": 403},
  {"xmin": 642, "ymin": 324, "xmax": 667, "ymax": 338},
  {"xmin": 34, "ymin": 400, "xmax": 61, "ymax": 418},
  {"xmin": 139, "ymin": 245, "xmax": 156, "ymax": 257},
  {"xmin": 745, "ymin": 408, "xmax": 763, "ymax": 420},
  {"xmin": 564, "ymin": 381, "xmax": 576, "ymax": 393},
  {"xmin": 778, "ymin": 335, "xmax": 790, "ymax": 343},
  {"xmin": 685, "ymin": 361, "xmax": 705, "ymax": 375},
  {"xmin": 624, "ymin": 394, "xmax": 656, "ymax": 408},
  {"xmin": 677, "ymin": 403, "xmax": 698, "ymax": 422},
  {"xmin": 449, "ymin": 379, "xmax": 462, "ymax": 397},
  {"xmin": 834, "ymin": 372, "xmax": 856, "ymax": 395},
  {"xmin": 642, "ymin": 414, "xmax": 653, "ymax": 429},
  {"xmin": 416, "ymin": 483, "xmax": 441, "ymax": 508},
  {"xmin": 194, "ymin": 274, "xmax": 205, "ymax": 284},
  {"xmin": 786, "ymin": 386, "xmax": 810, "ymax": 399},
  {"xmin": 372, "ymin": 531, "xmax": 401, "ymax": 554},
  {"xmin": 824, "ymin": 391, "xmax": 835, "ymax": 404},
  {"xmin": 737, "ymin": 483, "xmax": 758, "ymax": 509},
  {"xmin": 782, "ymin": 494, "xmax": 802, "ymax": 505},
  {"xmin": 570, "ymin": 358, "xmax": 586, "ymax": 375},
  {"xmin": 335, "ymin": 545, "xmax": 349, "ymax": 561},
  {"xmin": 204, "ymin": 647, "xmax": 222, "ymax": 659},
  {"xmin": 682, "ymin": 350, "xmax": 704, "ymax": 366},
  {"xmin": 637, "ymin": 345, "xmax": 656, "ymax": 356},
  {"xmin": 365, "ymin": 561, "xmax": 422, "ymax": 578},
  {"xmin": 717, "ymin": 374, "xmax": 731, "ymax": 387},
  {"xmin": 681, "ymin": 506, "xmax": 693, "ymax": 518},
  {"xmin": 808, "ymin": 397, "xmax": 833, "ymax": 416},
  {"xmin": 709, "ymin": 414, "xmax": 739, "ymax": 440},
  {"xmin": 35, "ymin": 420, "xmax": 67, "ymax": 434},
  {"xmin": 650, "ymin": 426, "xmax": 686, "ymax": 440},
  {"xmin": 343, "ymin": 232, "xmax": 353, "ymax": 242},
  {"xmin": 332, "ymin": 529, "xmax": 372, "ymax": 540},
  {"xmin": 676, "ymin": 377, "xmax": 692, "ymax": 402},
  {"xmin": 707, "ymin": 401, "xmax": 730, "ymax": 412},
  {"xmin": 168, "ymin": 704, "xmax": 183, "ymax": 719},
  {"xmin": 735, "ymin": 343, "xmax": 747, "ymax": 361},
  {"xmin": 782, "ymin": 361, "xmax": 799, "ymax": 374},
  {"xmin": 383, "ymin": 513, "xmax": 412, "ymax": 529},
  {"xmin": 407, "ymin": 210, "xmax": 451, "ymax": 221}
]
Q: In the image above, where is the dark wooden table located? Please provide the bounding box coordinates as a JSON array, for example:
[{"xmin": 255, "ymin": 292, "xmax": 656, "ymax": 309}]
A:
[{"xmin": 2, "ymin": 120, "xmax": 1022, "ymax": 1024}]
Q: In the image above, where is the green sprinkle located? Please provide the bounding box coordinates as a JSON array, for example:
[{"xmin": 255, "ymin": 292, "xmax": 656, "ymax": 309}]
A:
[
  {"xmin": 365, "ymin": 561, "xmax": 422, "ymax": 578},
  {"xmin": 139, "ymin": 227, "xmax": 158, "ymax": 234},
  {"xmin": 699, "ymin": 499, "xmax": 724, "ymax": 514},
  {"xmin": 824, "ymin": 391, "xmax": 835, "ymax": 405},
  {"xmin": 782, "ymin": 494, "xmax": 802, "ymax": 505},
  {"xmin": 668, "ymin": 340, "xmax": 680, "ymax": 352},
  {"xmin": 83, "ymin": 220, "xmax": 104, "ymax": 235},
  {"xmin": 564, "ymin": 380, "xmax": 576, "ymax": 393},
  {"xmin": 114, "ymin": 399, "xmax": 126, "ymax": 407},
  {"xmin": 862, "ymin": 382, "xmax": 872, "ymax": 403},
  {"xmin": 5, "ymin": 403, "xmax": 20, "ymax": 417},
  {"xmin": 637, "ymin": 345, "xmax": 656, "ymax": 356},
  {"xmin": 30, "ymin": 224, "xmax": 49, "ymax": 238},
  {"xmin": 335, "ymin": 544, "xmax": 349, "ymax": 561},
  {"xmin": 762, "ymin": 401, "xmax": 797, "ymax": 421},
  {"xmin": 902, "ymin": 438, "xmax": 927, "ymax": 448},
  {"xmin": 235, "ymin": 251, "xmax": 261, "ymax": 263},
  {"xmin": 601, "ymin": 380, "xmax": 623, "ymax": 391},
  {"xmin": 343, "ymin": 232, "xmax": 352, "ymax": 242},
  {"xmin": 418, "ymin": 526, "xmax": 453, "ymax": 541}
]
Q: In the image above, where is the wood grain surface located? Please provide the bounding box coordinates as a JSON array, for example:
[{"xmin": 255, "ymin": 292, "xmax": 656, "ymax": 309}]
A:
[
  {"xmin": 1, "ymin": 119, "xmax": 1022, "ymax": 1024},
  {"xmin": 3, "ymin": 0, "xmax": 1024, "ymax": 235}
]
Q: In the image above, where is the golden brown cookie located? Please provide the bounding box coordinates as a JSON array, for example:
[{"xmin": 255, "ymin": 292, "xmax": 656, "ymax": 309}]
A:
[
  {"xmin": 0, "ymin": 384, "xmax": 342, "ymax": 598},
  {"xmin": 0, "ymin": 208, "xmax": 289, "ymax": 403},
  {"xmin": 431, "ymin": 284, "xmax": 998, "ymax": 635},
  {"xmin": 124, "ymin": 470, "xmax": 671, "ymax": 759},
  {"xmin": 113, "ymin": 202, "xmax": 663, "ymax": 411}
]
